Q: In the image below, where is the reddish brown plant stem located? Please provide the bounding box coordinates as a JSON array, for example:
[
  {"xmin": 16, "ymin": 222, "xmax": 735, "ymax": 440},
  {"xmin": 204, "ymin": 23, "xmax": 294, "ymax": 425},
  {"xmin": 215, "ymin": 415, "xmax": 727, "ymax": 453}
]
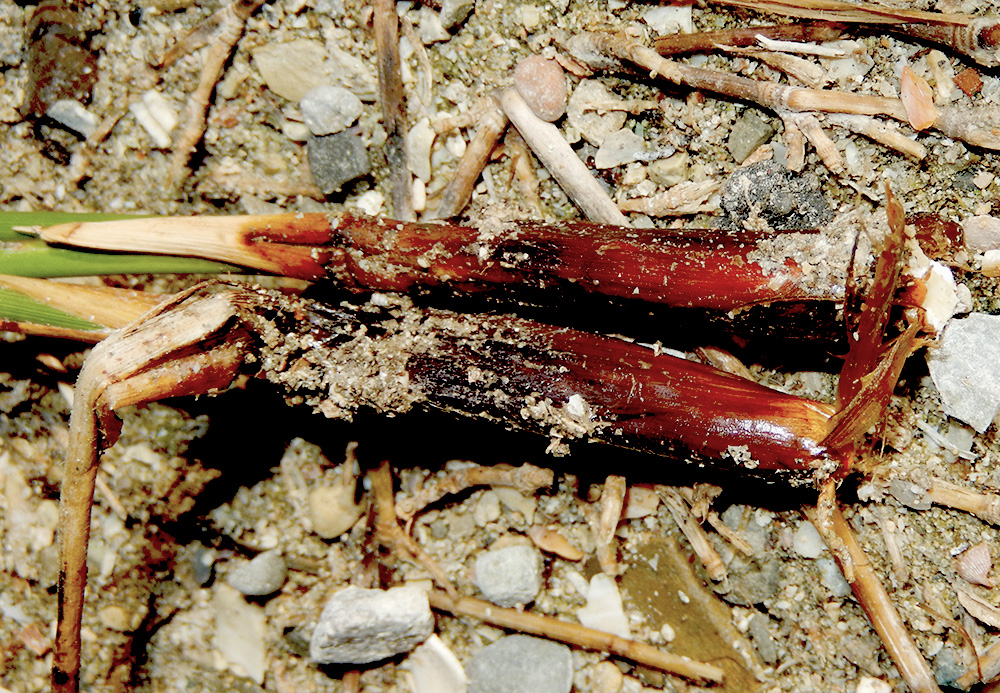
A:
[
  {"xmin": 246, "ymin": 288, "xmax": 843, "ymax": 481},
  {"xmin": 653, "ymin": 22, "xmax": 845, "ymax": 56},
  {"xmin": 38, "ymin": 214, "xmax": 846, "ymax": 312}
]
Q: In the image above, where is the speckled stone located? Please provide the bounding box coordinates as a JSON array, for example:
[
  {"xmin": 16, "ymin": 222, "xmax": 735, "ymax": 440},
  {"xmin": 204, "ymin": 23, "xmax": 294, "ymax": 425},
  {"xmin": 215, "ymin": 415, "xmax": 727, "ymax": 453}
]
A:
[
  {"xmin": 300, "ymin": 85, "xmax": 363, "ymax": 136},
  {"xmin": 310, "ymin": 585, "xmax": 433, "ymax": 664},
  {"xmin": 474, "ymin": 545, "xmax": 542, "ymax": 607}
]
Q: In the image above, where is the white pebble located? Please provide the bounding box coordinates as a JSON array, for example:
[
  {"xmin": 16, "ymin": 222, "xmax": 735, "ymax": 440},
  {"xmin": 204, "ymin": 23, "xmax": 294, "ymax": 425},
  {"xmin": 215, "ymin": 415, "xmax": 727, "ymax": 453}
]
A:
[
  {"xmin": 407, "ymin": 117, "xmax": 436, "ymax": 182},
  {"xmin": 311, "ymin": 585, "xmax": 434, "ymax": 664},
  {"xmin": 792, "ymin": 522, "xmax": 825, "ymax": 559},
  {"xmin": 577, "ymin": 574, "xmax": 630, "ymax": 638}
]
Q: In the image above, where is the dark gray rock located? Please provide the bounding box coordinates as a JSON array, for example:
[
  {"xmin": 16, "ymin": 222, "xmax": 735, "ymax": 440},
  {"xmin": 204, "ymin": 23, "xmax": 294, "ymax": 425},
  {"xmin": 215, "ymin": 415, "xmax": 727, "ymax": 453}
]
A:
[
  {"xmin": 310, "ymin": 585, "xmax": 433, "ymax": 664},
  {"xmin": 307, "ymin": 130, "xmax": 370, "ymax": 195},
  {"xmin": 719, "ymin": 161, "xmax": 832, "ymax": 230},
  {"xmin": 467, "ymin": 635, "xmax": 572, "ymax": 693}
]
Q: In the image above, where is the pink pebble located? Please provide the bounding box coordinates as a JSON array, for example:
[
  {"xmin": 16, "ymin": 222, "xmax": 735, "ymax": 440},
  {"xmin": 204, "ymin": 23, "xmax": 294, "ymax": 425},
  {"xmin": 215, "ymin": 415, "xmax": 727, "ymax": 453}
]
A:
[{"xmin": 513, "ymin": 55, "xmax": 568, "ymax": 122}]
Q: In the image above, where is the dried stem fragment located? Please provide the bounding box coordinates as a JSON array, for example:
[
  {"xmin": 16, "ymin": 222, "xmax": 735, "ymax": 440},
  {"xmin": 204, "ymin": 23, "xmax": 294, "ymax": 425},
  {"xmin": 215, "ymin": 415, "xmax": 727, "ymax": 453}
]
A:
[
  {"xmin": 430, "ymin": 95, "xmax": 508, "ymax": 219},
  {"xmin": 395, "ymin": 463, "xmax": 553, "ymax": 520},
  {"xmin": 658, "ymin": 486, "xmax": 727, "ymax": 581},
  {"xmin": 506, "ymin": 131, "xmax": 545, "ymax": 218},
  {"xmin": 167, "ymin": 0, "xmax": 266, "ymax": 187},
  {"xmin": 926, "ymin": 477, "xmax": 1000, "ymax": 526},
  {"xmin": 805, "ymin": 504, "xmax": 942, "ymax": 693},
  {"xmin": 710, "ymin": 0, "xmax": 1000, "ymax": 68},
  {"xmin": 618, "ymin": 180, "xmax": 720, "ymax": 216},
  {"xmin": 369, "ymin": 460, "xmax": 458, "ymax": 598},
  {"xmin": 706, "ymin": 511, "xmax": 755, "ymax": 556},
  {"xmin": 824, "ymin": 114, "xmax": 926, "ymax": 160},
  {"xmin": 426, "ymin": 590, "xmax": 725, "ymax": 684},
  {"xmin": 500, "ymin": 89, "xmax": 629, "ymax": 226},
  {"xmin": 374, "ymin": 0, "xmax": 413, "ymax": 220},
  {"xmin": 569, "ymin": 31, "xmax": 1000, "ymax": 152},
  {"xmin": 571, "ymin": 31, "xmax": 908, "ymax": 122}
]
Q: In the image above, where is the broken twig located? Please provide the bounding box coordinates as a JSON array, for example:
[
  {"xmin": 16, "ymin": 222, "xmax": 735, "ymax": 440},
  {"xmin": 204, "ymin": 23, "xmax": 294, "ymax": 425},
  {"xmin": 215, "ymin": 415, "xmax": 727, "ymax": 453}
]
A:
[{"xmin": 427, "ymin": 589, "xmax": 725, "ymax": 684}]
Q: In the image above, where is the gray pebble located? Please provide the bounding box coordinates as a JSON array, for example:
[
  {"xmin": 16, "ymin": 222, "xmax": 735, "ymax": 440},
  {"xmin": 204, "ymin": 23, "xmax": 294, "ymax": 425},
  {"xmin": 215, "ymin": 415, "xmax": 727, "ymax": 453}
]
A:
[
  {"xmin": 888, "ymin": 478, "xmax": 932, "ymax": 511},
  {"xmin": 474, "ymin": 545, "xmax": 542, "ymax": 607},
  {"xmin": 300, "ymin": 85, "xmax": 363, "ymax": 136},
  {"xmin": 719, "ymin": 161, "xmax": 832, "ymax": 230},
  {"xmin": 747, "ymin": 614, "xmax": 778, "ymax": 664},
  {"xmin": 310, "ymin": 585, "xmax": 433, "ymax": 664},
  {"xmin": 439, "ymin": 0, "xmax": 475, "ymax": 29},
  {"xmin": 307, "ymin": 131, "xmax": 370, "ymax": 195},
  {"xmin": 720, "ymin": 554, "xmax": 780, "ymax": 606},
  {"xmin": 191, "ymin": 544, "xmax": 216, "ymax": 586},
  {"xmin": 467, "ymin": 635, "xmax": 572, "ymax": 693},
  {"xmin": 727, "ymin": 108, "xmax": 775, "ymax": 163},
  {"xmin": 926, "ymin": 312, "xmax": 1000, "ymax": 432},
  {"xmin": 933, "ymin": 645, "xmax": 968, "ymax": 688},
  {"xmin": 227, "ymin": 550, "xmax": 287, "ymax": 596},
  {"xmin": 720, "ymin": 504, "xmax": 768, "ymax": 554},
  {"xmin": 963, "ymin": 215, "xmax": 1000, "ymax": 252},
  {"xmin": 816, "ymin": 557, "xmax": 852, "ymax": 598}
]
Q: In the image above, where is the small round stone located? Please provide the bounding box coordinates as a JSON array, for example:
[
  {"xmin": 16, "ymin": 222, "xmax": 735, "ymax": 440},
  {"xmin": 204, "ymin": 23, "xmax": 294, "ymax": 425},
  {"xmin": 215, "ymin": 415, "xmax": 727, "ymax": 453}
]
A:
[
  {"xmin": 513, "ymin": 55, "xmax": 567, "ymax": 122},
  {"xmin": 227, "ymin": 550, "xmax": 288, "ymax": 596}
]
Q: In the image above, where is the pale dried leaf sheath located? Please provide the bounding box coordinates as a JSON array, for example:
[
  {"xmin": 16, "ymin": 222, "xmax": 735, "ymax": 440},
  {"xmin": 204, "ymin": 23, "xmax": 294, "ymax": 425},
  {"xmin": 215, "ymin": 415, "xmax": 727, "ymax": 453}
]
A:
[
  {"xmin": 37, "ymin": 214, "xmax": 846, "ymax": 311},
  {"xmin": 54, "ymin": 289, "xmax": 250, "ymax": 693},
  {"xmin": 0, "ymin": 274, "xmax": 162, "ymax": 329}
]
